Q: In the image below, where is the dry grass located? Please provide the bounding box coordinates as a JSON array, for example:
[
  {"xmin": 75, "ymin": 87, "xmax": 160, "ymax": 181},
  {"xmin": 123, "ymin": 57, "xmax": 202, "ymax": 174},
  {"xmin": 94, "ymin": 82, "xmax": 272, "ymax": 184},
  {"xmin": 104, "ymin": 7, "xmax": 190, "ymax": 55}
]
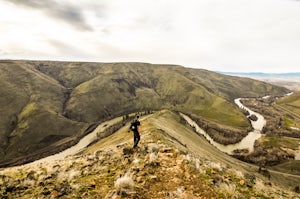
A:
[
  {"xmin": 0, "ymin": 110, "xmax": 299, "ymax": 198},
  {"xmin": 0, "ymin": 60, "xmax": 289, "ymax": 166}
]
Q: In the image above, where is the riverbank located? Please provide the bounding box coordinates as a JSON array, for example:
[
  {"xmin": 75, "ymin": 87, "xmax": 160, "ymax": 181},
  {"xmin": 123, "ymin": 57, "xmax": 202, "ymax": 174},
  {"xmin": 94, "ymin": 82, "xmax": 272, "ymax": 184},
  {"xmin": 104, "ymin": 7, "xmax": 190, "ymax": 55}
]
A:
[
  {"xmin": 0, "ymin": 112, "xmax": 153, "ymax": 168},
  {"xmin": 233, "ymin": 95, "xmax": 300, "ymax": 166},
  {"xmin": 0, "ymin": 122, "xmax": 99, "ymax": 168},
  {"xmin": 180, "ymin": 98, "xmax": 266, "ymax": 155},
  {"xmin": 0, "ymin": 115, "xmax": 130, "ymax": 168}
]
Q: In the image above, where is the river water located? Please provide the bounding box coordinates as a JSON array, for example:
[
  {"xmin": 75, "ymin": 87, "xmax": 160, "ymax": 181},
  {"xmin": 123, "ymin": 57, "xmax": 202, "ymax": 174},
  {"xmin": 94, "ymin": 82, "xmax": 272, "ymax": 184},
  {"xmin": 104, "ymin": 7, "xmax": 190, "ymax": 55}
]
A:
[
  {"xmin": 30, "ymin": 97, "xmax": 295, "ymax": 163},
  {"xmin": 182, "ymin": 97, "xmax": 300, "ymax": 160},
  {"xmin": 180, "ymin": 98, "xmax": 266, "ymax": 154},
  {"xmin": 29, "ymin": 114, "xmax": 150, "ymax": 165},
  {"xmin": 6, "ymin": 95, "xmax": 299, "ymax": 168},
  {"xmin": 31, "ymin": 116, "xmax": 124, "ymax": 165}
]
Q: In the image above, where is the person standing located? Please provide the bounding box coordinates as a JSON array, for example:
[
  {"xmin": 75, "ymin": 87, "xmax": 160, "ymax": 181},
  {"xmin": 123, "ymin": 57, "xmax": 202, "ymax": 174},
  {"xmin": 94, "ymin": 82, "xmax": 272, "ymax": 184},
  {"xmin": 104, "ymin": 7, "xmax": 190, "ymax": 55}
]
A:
[{"xmin": 130, "ymin": 115, "xmax": 141, "ymax": 148}]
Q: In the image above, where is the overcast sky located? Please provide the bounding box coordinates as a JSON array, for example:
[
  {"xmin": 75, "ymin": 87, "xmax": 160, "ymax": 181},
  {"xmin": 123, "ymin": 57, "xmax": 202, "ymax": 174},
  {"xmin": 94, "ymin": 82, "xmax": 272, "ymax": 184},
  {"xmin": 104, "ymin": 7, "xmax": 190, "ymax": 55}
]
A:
[{"xmin": 0, "ymin": 0, "xmax": 299, "ymax": 72}]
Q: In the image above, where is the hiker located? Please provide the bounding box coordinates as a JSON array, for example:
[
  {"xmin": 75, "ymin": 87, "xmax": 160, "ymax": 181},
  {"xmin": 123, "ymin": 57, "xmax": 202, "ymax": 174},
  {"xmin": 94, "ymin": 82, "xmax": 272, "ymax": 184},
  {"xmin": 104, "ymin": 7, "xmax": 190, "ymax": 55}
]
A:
[{"xmin": 130, "ymin": 115, "xmax": 141, "ymax": 148}]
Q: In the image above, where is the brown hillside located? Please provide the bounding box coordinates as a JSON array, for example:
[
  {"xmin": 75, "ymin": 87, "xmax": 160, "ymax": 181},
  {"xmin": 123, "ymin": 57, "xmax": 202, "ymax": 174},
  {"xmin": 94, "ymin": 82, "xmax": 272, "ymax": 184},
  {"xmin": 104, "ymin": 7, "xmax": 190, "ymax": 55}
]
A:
[{"xmin": 0, "ymin": 60, "xmax": 290, "ymax": 165}]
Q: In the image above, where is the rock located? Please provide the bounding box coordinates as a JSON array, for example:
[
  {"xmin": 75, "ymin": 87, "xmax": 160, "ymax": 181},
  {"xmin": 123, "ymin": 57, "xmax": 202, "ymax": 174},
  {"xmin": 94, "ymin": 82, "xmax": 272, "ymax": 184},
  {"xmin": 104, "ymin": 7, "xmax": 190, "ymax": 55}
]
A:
[
  {"xmin": 146, "ymin": 143, "xmax": 159, "ymax": 153},
  {"xmin": 136, "ymin": 176, "xmax": 143, "ymax": 183},
  {"xmin": 149, "ymin": 175, "xmax": 158, "ymax": 182},
  {"xmin": 51, "ymin": 190, "xmax": 59, "ymax": 198},
  {"xmin": 160, "ymin": 147, "xmax": 173, "ymax": 153},
  {"xmin": 239, "ymin": 179, "xmax": 245, "ymax": 186},
  {"xmin": 139, "ymin": 164, "xmax": 145, "ymax": 170}
]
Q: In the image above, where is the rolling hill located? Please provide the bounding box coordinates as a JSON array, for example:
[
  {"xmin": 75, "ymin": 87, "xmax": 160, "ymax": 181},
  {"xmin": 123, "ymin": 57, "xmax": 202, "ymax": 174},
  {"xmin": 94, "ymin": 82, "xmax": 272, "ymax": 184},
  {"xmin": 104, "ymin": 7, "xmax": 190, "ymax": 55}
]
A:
[
  {"xmin": 0, "ymin": 60, "xmax": 290, "ymax": 165},
  {"xmin": 222, "ymin": 72, "xmax": 300, "ymax": 91}
]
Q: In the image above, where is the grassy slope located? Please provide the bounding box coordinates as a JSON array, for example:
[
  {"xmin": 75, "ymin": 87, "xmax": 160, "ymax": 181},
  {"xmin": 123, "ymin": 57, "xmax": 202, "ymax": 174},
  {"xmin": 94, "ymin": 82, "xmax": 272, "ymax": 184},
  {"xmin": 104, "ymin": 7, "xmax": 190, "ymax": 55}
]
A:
[
  {"xmin": 277, "ymin": 92, "xmax": 300, "ymax": 115},
  {"xmin": 0, "ymin": 61, "xmax": 88, "ymax": 162},
  {"xmin": 63, "ymin": 64, "xmax": 250, "ymax": 128},
  {"xmin": 28, "ymin": 62, "xmax": 289, "ymax": 127},
  {"xmin": 1, "ymin": 111, "xmax": 299, "ymax": 198},
  {"xmin": 182, "ymin": 68, "xmax": 289, "ymax": 100},
  {"xmin": 85, "ymin": 110, "xmax": 300, "ymax": 196},
  {"xmin": 0, "ymin": 60, "xmax": 290, "ymax": 164},
  {"xmin": 0, "ymin": 62, "xmax": 30, "ymax": 152},
  {"xmin": 275, "ymin": 92, "xmax": 300, "ymax": 131}
]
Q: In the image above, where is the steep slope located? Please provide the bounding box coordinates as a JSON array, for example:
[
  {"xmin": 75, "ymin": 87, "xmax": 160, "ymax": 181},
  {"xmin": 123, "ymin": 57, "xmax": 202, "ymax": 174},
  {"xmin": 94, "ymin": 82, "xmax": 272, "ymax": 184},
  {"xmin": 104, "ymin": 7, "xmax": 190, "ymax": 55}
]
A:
[
  {"xmin": 0, "ymin": 111, "xmax": 299, "ymax": 198},
  {"xmin": 277, "ymin": 92, "xmax": 300, "ymax": 116},
  {"xmin": 64, "ymin": 63, "xmax": 250, "ymax": 129},
  {"xmin": 0, "ymin": 61, "xmax": 88, "ymax": 163},
  {"xmin": 0, "ymin": 60, "xmax": 290, "ymax": 165},
  {"xmin": 31, "ymin": 61, "xmax": 105, "ymax": 88},
  {"xmin": 271, "ymin": 92, "xmax": 300, "ymax": 133}
]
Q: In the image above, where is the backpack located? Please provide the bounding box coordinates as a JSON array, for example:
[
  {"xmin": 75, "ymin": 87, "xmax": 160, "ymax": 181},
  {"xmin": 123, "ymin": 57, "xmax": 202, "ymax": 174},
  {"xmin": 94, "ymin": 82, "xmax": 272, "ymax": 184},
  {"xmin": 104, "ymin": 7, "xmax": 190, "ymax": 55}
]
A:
[{"xmin": 130, "ymin": 122, "xmax": 136, "ymax": 131}]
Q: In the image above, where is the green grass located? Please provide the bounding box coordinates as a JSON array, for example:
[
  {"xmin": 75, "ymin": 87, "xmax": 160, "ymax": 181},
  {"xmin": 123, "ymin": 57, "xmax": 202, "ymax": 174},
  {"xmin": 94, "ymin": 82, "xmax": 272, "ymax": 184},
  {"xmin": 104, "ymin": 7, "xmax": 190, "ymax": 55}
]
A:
[
  {"xmin": 19, "ymin": 102, "xmax": 37, "ymax": 119},
  {"xmin": 264, "ymin": 136, "xmax": 299, "ymax": 149},
  {"xmin": 271, "ymin": 160, "xmax": 300, "ymax": 175},
  {"xmin": 283, "ymin": 116, "xmax": 294, "ymax": 128},
  {"xmin": 265, "ymin": 136, "xmax": 280, "ymax": 147},
  {"xmin": 277, "ymin": 92, "xmax": 300, "ymax": 115}
]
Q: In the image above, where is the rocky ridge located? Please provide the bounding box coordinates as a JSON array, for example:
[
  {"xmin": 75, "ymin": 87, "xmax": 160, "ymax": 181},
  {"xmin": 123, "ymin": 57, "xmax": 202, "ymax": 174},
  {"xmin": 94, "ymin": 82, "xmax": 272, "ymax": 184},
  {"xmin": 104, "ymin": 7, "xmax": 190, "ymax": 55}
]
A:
[{"xmin": 0, "ymin": 111, "xmax": 299, "ymax": 198}]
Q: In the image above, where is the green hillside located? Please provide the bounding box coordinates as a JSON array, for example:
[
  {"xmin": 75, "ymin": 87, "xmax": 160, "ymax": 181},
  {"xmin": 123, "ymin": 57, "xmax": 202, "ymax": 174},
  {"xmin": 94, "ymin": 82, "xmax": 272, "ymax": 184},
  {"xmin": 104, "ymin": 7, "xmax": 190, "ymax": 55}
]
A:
[
  {"xmin": 0, "ymin": 61, "xmax": 88, "ymax": 162},
  {"xmin": 0, "ymin": 60, "xmax": 290, "ymax": 165},
  {"xmin": 275, "ymin": 92, "xmax": 300, "ymax": 129},
  {"xmin": 277, "ymin": 92, "xmax": 300, "ymax": 115}
]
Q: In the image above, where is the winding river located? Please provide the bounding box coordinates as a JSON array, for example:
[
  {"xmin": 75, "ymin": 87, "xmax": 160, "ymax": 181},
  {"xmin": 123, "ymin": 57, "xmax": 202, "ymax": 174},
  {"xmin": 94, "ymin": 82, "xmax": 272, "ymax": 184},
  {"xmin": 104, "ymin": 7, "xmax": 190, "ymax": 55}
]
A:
[
  {"xmin": 182, "ymin": 97, "xmax": 300, "ymax": 160},
  {"xmin": 29, "ymin": 116, "xmax": 125, "ymax": 165},
  {"xmin": 180, "ymin": 98, "xmax": 266, "ymax": 155},
  {"xmin": 28, "ymin": 114, "xmax": 148, "ymax": 166},
  {"xmin": 6, "ymin": 94, "xmax": 299, "ymax": 168}
]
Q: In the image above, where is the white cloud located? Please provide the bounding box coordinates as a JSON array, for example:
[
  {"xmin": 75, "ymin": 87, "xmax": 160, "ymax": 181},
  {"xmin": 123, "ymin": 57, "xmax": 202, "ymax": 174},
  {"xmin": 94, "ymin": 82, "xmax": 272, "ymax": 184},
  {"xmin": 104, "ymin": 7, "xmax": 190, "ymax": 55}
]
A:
[{"xmin": 0, "ymin": 0, "xmax": 299, "ymax": 72}]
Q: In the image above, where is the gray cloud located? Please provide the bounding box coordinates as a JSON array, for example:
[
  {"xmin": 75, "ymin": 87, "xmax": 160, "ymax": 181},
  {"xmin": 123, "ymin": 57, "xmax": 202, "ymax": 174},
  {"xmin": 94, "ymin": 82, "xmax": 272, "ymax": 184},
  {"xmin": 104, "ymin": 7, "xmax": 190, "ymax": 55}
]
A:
[
  {"xmin": 47, "ymin": 39, "xmax": 93, "ymax": 59},
  {"xmin": 5, "ymin": 0, "xmax": 93, "ymax": 31}
]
